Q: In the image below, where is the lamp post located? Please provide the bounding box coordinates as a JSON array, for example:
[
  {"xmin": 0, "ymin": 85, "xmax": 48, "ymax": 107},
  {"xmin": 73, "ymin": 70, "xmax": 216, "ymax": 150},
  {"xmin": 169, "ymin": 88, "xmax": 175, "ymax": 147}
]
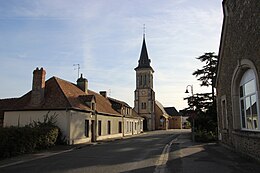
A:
[{"xmin": 185, "ymin": 85, "xmax": 195, "ymax": 142}]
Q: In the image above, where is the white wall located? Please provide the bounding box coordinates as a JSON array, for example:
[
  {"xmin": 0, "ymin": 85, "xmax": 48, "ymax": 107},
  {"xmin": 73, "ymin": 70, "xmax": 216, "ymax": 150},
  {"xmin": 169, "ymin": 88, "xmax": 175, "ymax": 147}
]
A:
[
  {"xmin": 96, "ymin": 114, "xmax": 123, "ymax": 141},
  {"xmin": 69, "ymin": 110, "xmax": 93, "ymax": 145},
  {"xmin": 4, "ymin": 110, "xmax": 69, "ymax": 140},
  {"xmin": 4, "ymin": 110, "xmax": 144, "ymax": 145},
  {"xmin": 123, "ymin": 118, "xmax": 143, "ymax": 136},
  {"xmin": 4, "ymin": 110, "xmax": 94, "ymax": 145}
]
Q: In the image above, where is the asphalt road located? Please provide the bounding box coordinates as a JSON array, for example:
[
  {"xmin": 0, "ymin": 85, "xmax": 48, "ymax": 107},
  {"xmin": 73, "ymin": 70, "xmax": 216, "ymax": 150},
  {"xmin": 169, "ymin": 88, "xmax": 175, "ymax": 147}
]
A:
[{"xmin": 0, "ymin": 130, "xmax": 183, "ymax": 173}]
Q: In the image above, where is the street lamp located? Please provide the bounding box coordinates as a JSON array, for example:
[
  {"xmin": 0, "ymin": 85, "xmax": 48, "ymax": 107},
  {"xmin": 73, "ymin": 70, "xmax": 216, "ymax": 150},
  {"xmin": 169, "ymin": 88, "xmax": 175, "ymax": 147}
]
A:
[
  {"xmin": 185, "ymin": 85, "xmax": 195, "ymax": 142},
  {"xmin": 185, "ymin": 85, "xmax": 193, "ymax": 95}
]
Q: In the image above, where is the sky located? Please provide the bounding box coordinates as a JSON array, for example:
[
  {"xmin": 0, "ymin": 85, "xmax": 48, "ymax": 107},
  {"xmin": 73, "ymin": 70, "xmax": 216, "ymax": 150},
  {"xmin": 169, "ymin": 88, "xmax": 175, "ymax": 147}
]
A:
[{"xmin": 0, "ymin": 0, "xmax": 223, "ymax": 111}]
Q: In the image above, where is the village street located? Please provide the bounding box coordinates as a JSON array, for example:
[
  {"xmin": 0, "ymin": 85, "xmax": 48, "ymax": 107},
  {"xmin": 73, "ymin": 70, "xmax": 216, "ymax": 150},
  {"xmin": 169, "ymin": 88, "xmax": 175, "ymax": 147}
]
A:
[
  {"xmin": 0, "ymin": 130, "xmax": 181, "ymax": 173},
  {"xmin": 1, "ymin": 129, "xmax": 260, "ymax": 173}
]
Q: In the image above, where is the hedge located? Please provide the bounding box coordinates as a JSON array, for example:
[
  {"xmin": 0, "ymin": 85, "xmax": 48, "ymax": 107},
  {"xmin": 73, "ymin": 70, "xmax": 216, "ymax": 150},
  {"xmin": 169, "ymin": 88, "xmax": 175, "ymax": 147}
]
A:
[
  {"xmin": 0, "ymin": 125, "xmax": 59, "ymax": 159},
  {"xmin": 195, "ymin": 130, "xmax": 217, "ymax": 143}
]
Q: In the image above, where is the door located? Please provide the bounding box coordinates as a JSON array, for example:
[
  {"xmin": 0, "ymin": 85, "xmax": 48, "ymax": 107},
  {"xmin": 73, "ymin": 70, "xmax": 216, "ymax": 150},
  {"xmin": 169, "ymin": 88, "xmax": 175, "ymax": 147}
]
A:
[{"xmin": 91, "ymin": 120, "xmax": 95, "ymax": 142}]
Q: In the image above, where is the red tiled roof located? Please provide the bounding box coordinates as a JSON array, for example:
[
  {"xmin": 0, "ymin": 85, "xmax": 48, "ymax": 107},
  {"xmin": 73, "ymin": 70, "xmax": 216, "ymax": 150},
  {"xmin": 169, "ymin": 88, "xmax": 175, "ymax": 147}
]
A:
[
  {"xmin": 0, "ymin": 77, "xmax": 121, "ymax": 116},
  {"xmin": 0, "ymin": 98, "xmax": 20, "ymax": 118},
  {"xmin": 0, "ymin": 98, "xmax": 19, "ymax": 110},
  {"xmin": 88, "ymin": 90, "xmax": 120, "ymax": 116}
]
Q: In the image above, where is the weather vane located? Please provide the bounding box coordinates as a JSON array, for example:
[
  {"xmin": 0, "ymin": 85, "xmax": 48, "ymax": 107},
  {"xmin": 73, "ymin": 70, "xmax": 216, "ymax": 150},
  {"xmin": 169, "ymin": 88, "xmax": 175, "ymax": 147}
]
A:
[{"xmin": 73, "ymin": 64, "xmax": 80, "ymax": 79}]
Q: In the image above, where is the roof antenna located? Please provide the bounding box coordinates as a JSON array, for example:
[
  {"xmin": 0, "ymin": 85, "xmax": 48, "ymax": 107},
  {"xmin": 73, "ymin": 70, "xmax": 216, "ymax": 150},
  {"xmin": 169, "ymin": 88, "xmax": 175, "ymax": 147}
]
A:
[
  {"xmin": 73, "ymin": 64, "xmax": 80, "ymax": 79},
  {"xmin": 108, "ymin": 89, "xmax": 111, "ymax": 97}
]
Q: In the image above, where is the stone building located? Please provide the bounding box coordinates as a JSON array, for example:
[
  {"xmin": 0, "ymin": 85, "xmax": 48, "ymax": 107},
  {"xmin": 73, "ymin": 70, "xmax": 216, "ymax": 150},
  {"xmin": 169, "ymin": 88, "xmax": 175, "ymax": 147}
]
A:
[
  {"xmin": 216, "ymin": 0, "xmax": 260, "ymax": 160},
  {"xmin": 133, "ymin": 35, "xmax": 180, "ymax": 131},
  {"xmin": 134, "ymin": 36, "xmax": 156, "ymax": 131}
]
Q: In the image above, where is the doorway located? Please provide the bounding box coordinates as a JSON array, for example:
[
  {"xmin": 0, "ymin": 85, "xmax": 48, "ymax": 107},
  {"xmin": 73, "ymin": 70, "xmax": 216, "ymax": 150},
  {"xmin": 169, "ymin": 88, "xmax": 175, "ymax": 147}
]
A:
[
  {"xmin": 91, "ymin": 120, "xmax": 95, "ymax": 142},
  {"xmin": 143, "ymin": 118, "xmax": 148, "ymax": 131}
]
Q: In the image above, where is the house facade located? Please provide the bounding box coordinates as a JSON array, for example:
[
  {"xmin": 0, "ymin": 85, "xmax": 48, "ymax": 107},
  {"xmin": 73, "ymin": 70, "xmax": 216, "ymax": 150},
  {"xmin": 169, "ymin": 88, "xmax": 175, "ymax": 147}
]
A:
[
  {"xmin": 108, "ymin": 96, "xmax": 143, "ymax": 136},
  {"xmin": 216, "ymin": 0, "xmax": 260, "ymax": 160},
  {"xmin": 1, "ymin": 68, "xmax": 143, "ymax": 145}
]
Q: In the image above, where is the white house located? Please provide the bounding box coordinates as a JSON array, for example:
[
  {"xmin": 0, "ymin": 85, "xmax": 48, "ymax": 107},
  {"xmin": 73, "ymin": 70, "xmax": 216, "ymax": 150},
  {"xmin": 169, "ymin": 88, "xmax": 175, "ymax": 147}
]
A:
[{"xmin": 1, "ymin": 67, "xmax": 143, "ymax": 145}]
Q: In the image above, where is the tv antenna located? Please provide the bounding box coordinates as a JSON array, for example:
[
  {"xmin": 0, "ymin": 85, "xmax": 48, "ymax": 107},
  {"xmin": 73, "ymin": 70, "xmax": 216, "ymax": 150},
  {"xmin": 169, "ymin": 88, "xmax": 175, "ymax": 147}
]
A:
[
  {"xmin": 108, "ymin": 89, "xmax": 111, "ymax": 96},
  {"xmin": 73, "ymin": 64, "xmax": 80, "ymax": 78}
]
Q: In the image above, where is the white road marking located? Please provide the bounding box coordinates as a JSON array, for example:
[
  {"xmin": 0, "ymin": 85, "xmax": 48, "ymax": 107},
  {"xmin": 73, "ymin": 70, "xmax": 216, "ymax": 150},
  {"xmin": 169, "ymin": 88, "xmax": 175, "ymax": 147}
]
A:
[{"xmin": 154, "ymin": 137, "xmax": 178, "ymax": 173}]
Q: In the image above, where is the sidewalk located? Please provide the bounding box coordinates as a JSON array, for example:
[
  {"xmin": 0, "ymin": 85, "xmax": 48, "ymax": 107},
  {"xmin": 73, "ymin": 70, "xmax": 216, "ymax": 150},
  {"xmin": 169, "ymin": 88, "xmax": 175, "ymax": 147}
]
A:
[{"xmin": 168, "ymin": 132, "xmax": 260, "ymax": 173}]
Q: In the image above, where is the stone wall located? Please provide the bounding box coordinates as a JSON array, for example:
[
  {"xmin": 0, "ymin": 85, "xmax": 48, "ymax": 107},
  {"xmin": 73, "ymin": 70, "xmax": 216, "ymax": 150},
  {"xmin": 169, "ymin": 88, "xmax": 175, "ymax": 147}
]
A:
[
  {"xmin": 217, "ymin": 0, "xmax": 260, "ymax": 160},
  {"xmin": 232, "ymin": 131, "xmax": 260, "ymax": 160}
]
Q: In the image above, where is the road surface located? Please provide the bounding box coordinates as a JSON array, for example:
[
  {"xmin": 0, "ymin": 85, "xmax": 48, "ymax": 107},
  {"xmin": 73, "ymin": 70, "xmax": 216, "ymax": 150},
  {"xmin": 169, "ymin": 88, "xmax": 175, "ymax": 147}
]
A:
[{"xmin": 0, "ymin": 130, "xmax": 185, "ymax": 173}]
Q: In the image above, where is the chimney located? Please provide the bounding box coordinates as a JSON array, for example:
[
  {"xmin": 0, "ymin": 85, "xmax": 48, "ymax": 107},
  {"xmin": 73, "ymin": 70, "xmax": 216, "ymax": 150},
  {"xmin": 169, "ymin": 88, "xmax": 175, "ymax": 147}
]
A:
[
  {"xmin": 77, "ymin": 73, "xmax": 88, "ymax": 94},
  {"xmin": 99, "ymin": 91, "xmax": 107, "ymax": 98},
  {"xmin": 30, "ymin": 67, "xmax": 46, "ymax": 106}
]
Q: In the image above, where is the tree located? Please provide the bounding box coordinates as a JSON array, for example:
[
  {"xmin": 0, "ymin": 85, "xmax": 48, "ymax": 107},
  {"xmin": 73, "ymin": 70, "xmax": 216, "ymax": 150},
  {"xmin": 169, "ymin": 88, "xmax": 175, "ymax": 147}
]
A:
[
  {"xmin": 182, "ymin": 52, "xmax": 218, "ymax": 137},
  {"xmin": 192, "ymin": 52, "xmax": 218, "ymax": 101}
]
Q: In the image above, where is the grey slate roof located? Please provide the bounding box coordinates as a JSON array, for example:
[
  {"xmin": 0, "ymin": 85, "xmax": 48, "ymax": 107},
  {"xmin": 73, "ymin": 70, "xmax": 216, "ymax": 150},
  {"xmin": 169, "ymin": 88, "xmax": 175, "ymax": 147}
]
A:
[
  {"xmin": 164, "ymin": 107, "xmax": 181, "ymax": 116},
  {"xmin": 135, "ymin": 37, "xmax": 154, "ymax": 72}
]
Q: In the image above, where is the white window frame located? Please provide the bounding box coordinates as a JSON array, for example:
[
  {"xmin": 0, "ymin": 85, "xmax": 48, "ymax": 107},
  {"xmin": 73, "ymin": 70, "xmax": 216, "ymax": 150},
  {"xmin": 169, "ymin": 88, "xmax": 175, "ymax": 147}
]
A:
[{"xmin": 239, "ymin": 69, "xmax": 260, "ymax": 131}]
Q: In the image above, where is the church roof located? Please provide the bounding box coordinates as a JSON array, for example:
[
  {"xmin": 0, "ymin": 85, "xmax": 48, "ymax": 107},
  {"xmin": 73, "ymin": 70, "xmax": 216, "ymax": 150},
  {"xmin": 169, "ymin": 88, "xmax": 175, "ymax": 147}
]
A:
[{"xmin": 135, "ymin": 37, "xmax": 154, "ymax": 72}]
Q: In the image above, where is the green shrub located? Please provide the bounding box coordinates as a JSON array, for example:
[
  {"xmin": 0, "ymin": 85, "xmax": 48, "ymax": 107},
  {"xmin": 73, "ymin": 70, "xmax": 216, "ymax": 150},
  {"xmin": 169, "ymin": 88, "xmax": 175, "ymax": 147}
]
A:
[
  {"xmin": 195, "ymin": 130, "xmax": 217, "ymax": 143},
  {"xmin": 0, "ymin": 113, "xmax": 61, "ymax": 159}
]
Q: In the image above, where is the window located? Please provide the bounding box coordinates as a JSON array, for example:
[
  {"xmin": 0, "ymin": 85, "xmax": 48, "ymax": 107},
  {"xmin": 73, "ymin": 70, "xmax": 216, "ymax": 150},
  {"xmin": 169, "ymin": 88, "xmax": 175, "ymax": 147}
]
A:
[
  {"xmin": 141, "ymin": 102, "xmax": 146, "ymax": 109},
  {"xmin": 144, "ymin": 75, "xmax": 147, "ymax": 86},
  {"xmin": 118, "ymin": 121, "xmax": 122, "ymax": 133},
  {"xmin": 85, "ymin": 120, "xmax": 89, "ymax": 137},
  {"xmin": 140, "ymin": 75, "xmax": 142, "ymax": 86},
  {"xmin": 107, "ymin": 121, "xmax": 111, "ymax": 134},
  {"xmin": 239, "ymin": 69, "xmax": 259, "ymax": 130},
  {"xmin": 98, "ymin": 120, "xmax": 102, "ymax": 136}
]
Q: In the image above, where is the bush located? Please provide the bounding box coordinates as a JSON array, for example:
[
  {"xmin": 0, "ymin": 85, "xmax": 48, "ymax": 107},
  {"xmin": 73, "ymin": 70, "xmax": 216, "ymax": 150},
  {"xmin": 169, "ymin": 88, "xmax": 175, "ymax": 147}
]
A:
[
  {"xmin": 195, "ymin": 130, "xmax": 217, "ymax": 143},
  {"xmin": 0, "ymin": 113, "xmax": 61, "ymax": 159},
  {"xmin": 0, "ymin": 125, "xmax": 59, "ymax": 159}
]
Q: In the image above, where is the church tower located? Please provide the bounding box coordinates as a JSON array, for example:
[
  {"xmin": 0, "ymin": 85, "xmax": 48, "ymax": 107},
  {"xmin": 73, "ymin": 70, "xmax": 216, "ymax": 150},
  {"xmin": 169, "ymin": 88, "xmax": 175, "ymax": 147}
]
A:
[{"xmin": 134, "ymin": 35, "xmax": 155, "ymax": 131}]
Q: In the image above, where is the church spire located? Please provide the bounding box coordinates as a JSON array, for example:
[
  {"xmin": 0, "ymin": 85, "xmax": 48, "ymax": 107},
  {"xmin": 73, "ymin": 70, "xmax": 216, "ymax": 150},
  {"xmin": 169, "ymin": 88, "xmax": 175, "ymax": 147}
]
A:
[{"xmin": 135, "ymin": 33, "xmax": 154, "ymax": 72}]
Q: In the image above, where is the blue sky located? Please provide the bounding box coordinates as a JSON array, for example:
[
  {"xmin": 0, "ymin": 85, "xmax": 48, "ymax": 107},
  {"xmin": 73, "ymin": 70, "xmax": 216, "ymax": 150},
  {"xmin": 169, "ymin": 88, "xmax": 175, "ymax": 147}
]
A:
[{"xmin": 0, "ymin": 0, "xmax": 223, "ymax": 110}]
